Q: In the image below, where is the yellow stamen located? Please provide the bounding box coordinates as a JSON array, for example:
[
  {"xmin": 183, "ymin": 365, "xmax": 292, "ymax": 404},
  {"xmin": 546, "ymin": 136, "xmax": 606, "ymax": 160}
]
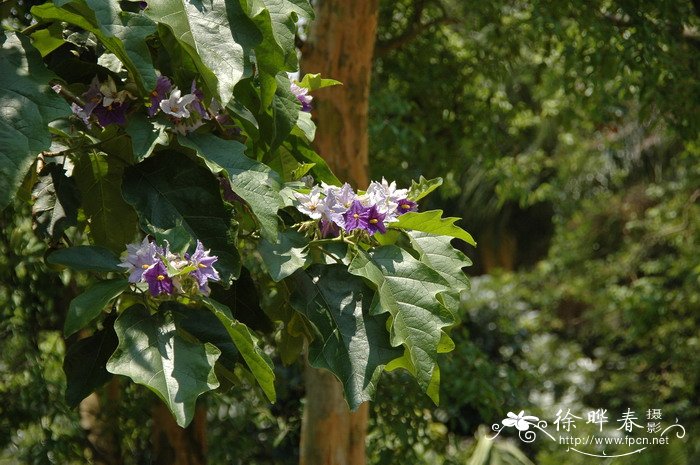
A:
[
  {"xmin": 198, "ymin": 263, "xmax": 207, "ymax": 268},
  {"xmin": 370, "ymin": 219, "xmax": 378, "ymax": 224},
  {"xmin": 141, "ymin": 264, "xmax": 150, "ymax": 269},
  {"xmin": 309, "ymin": 205, "xmax": 316, "ymax": 211},
  {"xmin": 157, "ymin": 274, "xmax": 165, "ymax": 281},
  {"xmin": 353, "ymin": 213, "xmax": 359, "ymax": 219},
  {"xmin": 402, "ymin": 204, "xmax": 411, "ymax": 209}
]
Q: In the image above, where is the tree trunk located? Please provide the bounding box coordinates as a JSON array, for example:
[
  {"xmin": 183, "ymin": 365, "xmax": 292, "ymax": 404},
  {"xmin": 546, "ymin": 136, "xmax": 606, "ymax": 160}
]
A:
[
  {"xmin": 79, "ymin": 380, "xmax": 123, "ymax": 465},
  {"xmin": 151, "ymin": 402, "xmax": 208, "ymax": 465},
  {"xmin": 300, "ymin": 1, "xmax": 379, "ymax": 465}
]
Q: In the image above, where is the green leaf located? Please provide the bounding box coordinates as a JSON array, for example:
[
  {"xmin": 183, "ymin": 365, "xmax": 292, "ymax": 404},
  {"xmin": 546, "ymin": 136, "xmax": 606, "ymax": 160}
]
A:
[
  {"xmin": 348, "ymin": 246, "xmax": 457, "ymax": 404},
  {"xmin": 200, "ymin": 297, "xmax": 276, "ymax": 402},
  {"xmin": 295, "ymin": 111, "xmax": 316, "ymax": 142},
  {"xmin": 290, "ymin": 265, "xmax": 402, "ymax": 409},
  {"xmin": 282, "ymin": 134, "xmax": 340, "ymax": 185},
  {"xmin": 268, "ymin": 149, "xmax": 313, "ymax": 182},
  {"xmin": 297, "ymin": 73, "xmax": 342, "ymax": 91},
  {"xmin": 47, "ymin": 245, "xmax": 122, "ymax": 272},
  {"xmin": 106, "ymin": 304, "xmax": 221, "ymax": 427},
  {"xmin": 65, "ymin": 278, "xmax": 129, "ymax": 337},
  {"xmin": 121, "ymin": 150, "xmax": 240, "ymax": 284},
  {"xmin": 31, "ymin": 164, "xmax": 81, "ymax": 241},
  {"xmin": 73, "ymin": 151, "xmax": 138, "ymax": 253},
  {"xmin": 63, "ymin": 323, "xmax": 118, "ymax": 407},
  {"xmin": 407, "ymin": 176, "xmax": 443, "ymax": 202},
  {"xmin": 31, "ymin": 1, "xmax": 157, "ymax": 93},
  {"xmin": 126, "ymin": 113, "xmax": 168, "ymax": 162},
  {"xmin": 406, "ymin": 232, "xmax": 472, "ymax": 290},
  {"xmin": 389, "ymin": 210, "xmax": 476, "ymax": 246},
  {"xmin": 178, "ymin": 133, "xmax": 282, "ymax": 242},
  {"xmin": 145, "ymin": 0, "xmax": 258, "ymax": 104},
  {"xmin": 246, "ymin": 0, "xmax": 313, "ymax": 106},
  {"xmin": 0, "ymin": 32, "xmax": 70, "ymax": 210},
  {"xmin": 257, "ymin": 230, "xmax": 309, "ymax": 281},
  {"xmin": 30, "ymin": 23, "xmax": 66, "ymax": 57}
]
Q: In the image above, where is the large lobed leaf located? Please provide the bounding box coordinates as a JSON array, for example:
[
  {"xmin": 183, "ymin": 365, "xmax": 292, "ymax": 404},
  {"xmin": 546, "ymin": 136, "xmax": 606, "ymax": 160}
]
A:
[
  {"xmin": 121, "ymin": 150, "xmax": 240, "ymax": 284},
  {"xmin": 0, "ymin": 32, "xmax": 70, "ymax": 210},
  {"xmin": 290, "ymin": 265, "xmax": 402, "ymax": 409},
  {"xmin": 146, "ymin": 0, "xmax": 259, "ymax": 104},
  {"xmin": 179, "ymin": 133, "xmax": 282, "ymax": 242},
  {"xmin": 390, "ymin": 210, "xmax": 477, "ymax": 246},
  {"xmin": 348, "ymin": 246, "xmax": 459, "ymax": 404},
  {"xmin": 106, "ymin": 304, "xmax": 221, "ymax": 427}
]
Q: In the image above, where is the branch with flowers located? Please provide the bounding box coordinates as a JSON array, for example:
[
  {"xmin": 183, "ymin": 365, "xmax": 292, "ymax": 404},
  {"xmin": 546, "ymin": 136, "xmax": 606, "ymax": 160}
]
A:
[{"xmin": 1, "ymin": 0, "xmax": 475, "ymax": 426}]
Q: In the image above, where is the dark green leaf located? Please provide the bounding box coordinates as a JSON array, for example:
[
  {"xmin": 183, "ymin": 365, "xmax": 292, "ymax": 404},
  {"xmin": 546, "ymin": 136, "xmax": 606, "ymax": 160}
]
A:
[
  {"xmin": 258, "ymin": 230, "xmax": 309, "ymax": 281},
  {"xmin": 390, "ymin": 210, "xmax": 477, "ymax": 246},
  {"xmin": 31, "ymin": 164, "xmax": 81, "ymax": 241},
  {"xmin": 201, "ymin": 297, "xmax": 276, "ymax": 402},
  {"xmin": 121, "ymin": 150, "xmax": 240, "ymax": 284},
  {"xmin": 31, "ymin": 1, "xmax": 157, "ymax": 93},
  {"xmin": 348, "ymin": 246, "xmax": 457, "ymax": 404},
  {"xmin": 64, "ymin": 278, "xmax": 129, "ymax": 337},
  {"xmin": 47, "ymin": 245, "xmax": 122, "ymax": 272},
  {"xmin": 106, "ymin": 304, "xmax": 220, "ymax": 427},
  {"xmin": 290, "ymin": 265, "xmax": 402, "ymax": 409},
  {"xmin": 179, "ymin": 133, "xmax": 282, "ymax": 242},
  {"xmin": 126, "ymin": 113, "xmax": 168, "ymax": 162},
  {"xmin": 73, "ymin": 151, "xmax": 138, "ymax": 253},
  {"xmin": 63, "ymin": 323, "xmax": 118, "ymax": 407},
  {"xmin": 0, "ymin": 32, "xmax": 70, "ymax": 210}
]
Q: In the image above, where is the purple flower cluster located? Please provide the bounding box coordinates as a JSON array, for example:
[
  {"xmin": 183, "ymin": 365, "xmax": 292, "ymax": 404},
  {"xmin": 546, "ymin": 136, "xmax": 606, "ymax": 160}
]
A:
[
  {"xmin": 71, "ymin": 76, "xmax": 134, "ymax": 127},
  {"xmin": 290, "ymin": 82, "xmax": 313, "ymax": 112},
  {"xmin": 293, "ymin": 179, "xmax": 417, "ymax": 237},
  {"xmin": 119, "ymin": 238, "xmax": 220, "ymax": 297}
]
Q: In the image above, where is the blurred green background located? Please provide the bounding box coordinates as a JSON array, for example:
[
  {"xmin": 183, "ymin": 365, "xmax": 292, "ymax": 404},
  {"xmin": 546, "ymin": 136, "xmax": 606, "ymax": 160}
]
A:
[{"xmin": 1, "ymin": 0, "xmax": 699, "ymax": 464}]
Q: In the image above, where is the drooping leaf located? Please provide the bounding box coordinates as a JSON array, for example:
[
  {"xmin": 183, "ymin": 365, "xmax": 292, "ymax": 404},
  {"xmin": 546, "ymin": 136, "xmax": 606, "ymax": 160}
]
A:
[
  {"xmin": 348, "ymin": 246, "xmax": 457, "ymax": 404},
  {"xmin": 31, "ymin": 164, "xmax": 81, "ymax": 241},
  {"xmin": 390, "ymin": 210, "xmax": 476, "ymax": 246},
  {"xmin": 0, "ymin": 32, "xmax": 70, "ymax": 210},
  {"xmin": 246, "ymin": 0, "xmax": 313, "ymax": 106},
  {"xmin": 145, "ymin": 0, "xmax": 259, "ymax": 104},
  {"xmin": 294, "ymin": 111, "xmax": 316, "ymax": 142},
  {"xmin": 200, "ymin": 297, "xmax": 276, "ymax": 402},
  {"xmin": 297, "ymin": 73, "xmax": 342, "ymax": 91},
  {"xmin": 258, "ymin": 230, "xmax": 309, "ymax": 281},
  {"xmin": 73, "ymin": 151, "xmax": 138, "ymax": 253},
  {"xmin": 63, "ymin": 322, "xmax": 118, "ymax": 407},
  {"xmin": 407, "ymin": 176, "xmax": 443, "ymax": 202},
  {"xmin": 64, "ymin": 278, "xmax": 129, "ymax": 337},
  {"xmin": 106, "ymin": 304, "xmax": 221, "ymax": 427},
  {"xmin": 121, "ymin": 150, "xmax": 240, "ymax": 284},
  {"xmin": 125, "ymin": 113, "xmax": 168, "ymax": 162},
  {"xmin": 290, "ymin": 265, "xmax": 402, "ymax": 409},
  {"xmin": 47, "ymin": 245, "xmax": 122, "ymax": 272},
  {"xmin": 178, "ymin": 133, "xmax": 282, "ymax": 242},
  {"xmin": 31, "ymin": 1, "xmax": 157, "ymax": 93}
]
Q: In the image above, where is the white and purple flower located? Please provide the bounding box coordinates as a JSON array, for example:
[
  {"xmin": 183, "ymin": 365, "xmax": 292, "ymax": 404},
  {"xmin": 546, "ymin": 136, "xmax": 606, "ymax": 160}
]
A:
[
  {"xmin": 160, "ymin": 88, "xmax": 197, "ymax": 118},
  {"xmin": 291, "ymin": 82, "xmax": 313, "ymax": 112}
]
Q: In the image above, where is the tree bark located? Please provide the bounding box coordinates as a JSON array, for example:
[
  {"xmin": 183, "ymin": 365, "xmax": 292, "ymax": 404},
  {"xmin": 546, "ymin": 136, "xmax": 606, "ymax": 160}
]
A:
[
  {"xmin": 79, "ymin": 379, "xmax": 123, "ymax": 465},
  {"xmin": 151, "ymin": 402, "xmax": 208, "ymax": 465},
  {"xmin": 300, "ymin": 1, "xmax": 379, "ymax": 465}
]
